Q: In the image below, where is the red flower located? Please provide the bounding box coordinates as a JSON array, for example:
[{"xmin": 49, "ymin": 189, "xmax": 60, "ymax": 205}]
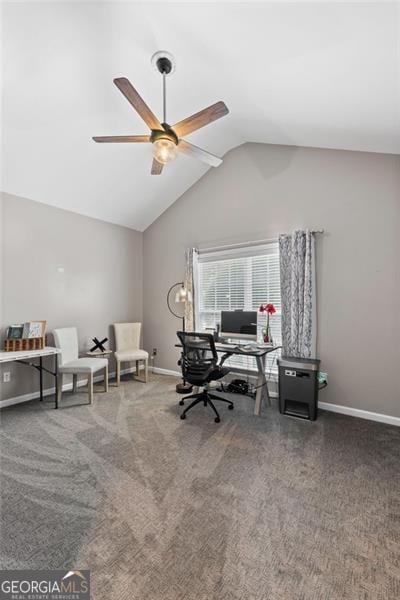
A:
[
  {"xmin": 259, "ymin": 303, "xmax": 276, "ymax": 315},
  {"xmin": 266, "ymin": 303, "xmax": 276, "ymax": 315}
]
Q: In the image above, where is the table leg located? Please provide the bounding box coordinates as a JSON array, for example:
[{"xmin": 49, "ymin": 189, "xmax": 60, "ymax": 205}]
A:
[
  {"xmin": 54, "ymin": 353, "xmax": 58, "ymax": 409},
  {"xmin": 264, "ymin": 356, "xmax": 271, "ymax": 407},
  {"xmin": 254, "ymin": 355, "xmax": 268, "ymax": 416},
  {"xmin": 39, "ymin": 356, "xmax": 43, "ymax": 401}
]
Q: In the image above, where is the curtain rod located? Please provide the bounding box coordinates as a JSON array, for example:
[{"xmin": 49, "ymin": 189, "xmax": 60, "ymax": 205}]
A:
[{"xmin": 199, "ymin": 230, "xmax": 324, "ymax": 254}]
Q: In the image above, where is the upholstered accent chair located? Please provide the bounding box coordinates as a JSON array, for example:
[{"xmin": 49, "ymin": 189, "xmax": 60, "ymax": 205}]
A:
[
  {"xmin": 53, "ymin": 327, "xmax": 108, "ymax": 405},
  {"xmin": 113, "ymin": 322, "xmax": 149, "ymax": 385}
]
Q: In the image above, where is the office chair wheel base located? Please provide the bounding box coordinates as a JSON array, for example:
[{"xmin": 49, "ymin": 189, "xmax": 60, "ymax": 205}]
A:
[
  {"xmin": 179, "ymin": 400, "xmax": 185, "ymax": 406},
  {"xmin": 228, "ymin": 404, "xmax": 234, "ymax": 410},
  {"xmin": 180, "ymin": 413, "xmax": 186, "ymax": 420},
  {"xmin": 214, "ymin": 417, "xmax": 220, "ymax": 423}
]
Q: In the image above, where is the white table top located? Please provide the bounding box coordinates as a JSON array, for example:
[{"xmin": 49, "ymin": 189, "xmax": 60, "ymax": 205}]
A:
[
  {"xmin": 0, "ymin": 346, "xmax": 60, "ymax": 363},
  {"xmin": 85, "ymin": 349, "xmax": 113, "ymax": 357}
]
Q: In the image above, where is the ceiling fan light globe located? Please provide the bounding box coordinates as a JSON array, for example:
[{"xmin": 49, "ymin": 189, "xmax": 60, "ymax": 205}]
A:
[{"xmin": 153, "ymin": 139, "xmax": 177, "ymax": 164}]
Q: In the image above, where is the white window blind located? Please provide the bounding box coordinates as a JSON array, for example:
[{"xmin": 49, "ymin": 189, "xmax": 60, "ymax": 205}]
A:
[{"xmin": 197, "ymin": 243, "xmax": 281, "ymax": 374}]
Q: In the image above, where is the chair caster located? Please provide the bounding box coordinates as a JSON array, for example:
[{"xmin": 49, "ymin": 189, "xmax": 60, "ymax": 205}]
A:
[
  {"xmin": 179, "ymin": 400, "xmax": 185, "ymax": 406},
  {"xmin": 180, "ymin": 414, "xmax": 186, "ymax": 420},
  {"xmin": 214, "ymin": 417, "xmax": 220, "ymax": 423},
  {"xmin": 228, "ymin": 404, "xmax": 234, "ymax": 410}
]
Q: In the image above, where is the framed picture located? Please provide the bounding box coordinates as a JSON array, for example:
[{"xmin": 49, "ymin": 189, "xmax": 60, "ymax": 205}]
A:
[
  {"xmin": 26, "ymin": 320, "xmax": 47, "ymax": 338},
  {"xmin": 7, "ymin": 325, "xmax": 24, "ymax": 339}
]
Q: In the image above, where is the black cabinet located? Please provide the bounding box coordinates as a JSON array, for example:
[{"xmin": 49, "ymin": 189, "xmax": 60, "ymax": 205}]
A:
[{"xmin": 278, "ymin": 356, "xmax": 321, "ymax": 421}]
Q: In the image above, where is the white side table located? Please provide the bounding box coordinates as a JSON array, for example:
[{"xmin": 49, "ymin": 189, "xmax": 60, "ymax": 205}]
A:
[
  {"xmin": 85, "ymin": 350, "xmax": 113, "ymax": 382},
  {"xmin": 86, "ymin": 350, "xmax": 113, "ymax": 359}
]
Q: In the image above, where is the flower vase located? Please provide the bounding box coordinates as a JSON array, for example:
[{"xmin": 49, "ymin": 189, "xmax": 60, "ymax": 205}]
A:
[
  {"xmin": 262, "ymin": 317, "xmax": 273, "ymax": 344},
  {"xmin": 262, "ymin": 326, "xmax": 272, "ymax": 344}
]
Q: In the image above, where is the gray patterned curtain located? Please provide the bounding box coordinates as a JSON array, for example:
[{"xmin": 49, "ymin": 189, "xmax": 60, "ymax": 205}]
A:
[
  {"xmin": 279, "ymin": 230, "xmax": 316, "ymax": 357},
  {"xmin": 184, "ymin": 248, "xmax": 199, "ymax": 332}
]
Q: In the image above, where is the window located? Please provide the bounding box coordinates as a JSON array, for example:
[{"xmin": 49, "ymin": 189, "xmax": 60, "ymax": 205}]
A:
[{"xmin": 197, "ymin": 243, "xmax": 281, "ymax": 374}]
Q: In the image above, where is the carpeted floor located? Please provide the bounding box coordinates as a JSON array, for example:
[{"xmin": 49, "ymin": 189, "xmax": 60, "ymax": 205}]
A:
[{"xmin": 0, "ymin": 374, "xmax": 399, "ymax": 600}]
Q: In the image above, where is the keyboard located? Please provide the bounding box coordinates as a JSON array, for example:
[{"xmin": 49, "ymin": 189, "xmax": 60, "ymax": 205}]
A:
[
  {"xmin": 217, "ymin": 343, "xmax": 238, "ymax": 350},
  {"xmin": 217, "ymin": 342, "xmax": 258, "ymax": 353}
]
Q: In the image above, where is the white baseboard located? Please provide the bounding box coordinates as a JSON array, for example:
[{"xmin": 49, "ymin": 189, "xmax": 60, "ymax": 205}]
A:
[
  {"xmin": 0, "ymin": 366, "xmax": 136, "ymax": 409},
  {"xmin": 319, "ymin": 401, "xmax": 400, "ymax": 427},
  {"xmin": 151, "ymin": 366, "xmax": 181, "ymax": 377}
]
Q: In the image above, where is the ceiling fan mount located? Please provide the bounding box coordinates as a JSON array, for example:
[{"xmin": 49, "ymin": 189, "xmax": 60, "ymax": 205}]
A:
[
  {"xmin": 93, "ymin": 51, "xmax": 229, "ymax": 175},
  {"xmin": 151, "ymin": 50, "xmax": 175, "ymax": 76}
]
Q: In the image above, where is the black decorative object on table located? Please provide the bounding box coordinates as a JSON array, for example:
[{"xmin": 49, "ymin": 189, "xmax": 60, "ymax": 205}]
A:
[
  {"xmin": 166, "ymin": 281, "xmax": 193, "ymax": 394},
  {"xmin": 90, "ymin": 337, "xmax": 108, "ymax": 352}
]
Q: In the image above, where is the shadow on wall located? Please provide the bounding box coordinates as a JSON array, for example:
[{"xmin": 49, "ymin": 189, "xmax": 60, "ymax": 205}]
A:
[{"xmin": 244, "ymin": 142, "xmax": 298, "ymax": 181}]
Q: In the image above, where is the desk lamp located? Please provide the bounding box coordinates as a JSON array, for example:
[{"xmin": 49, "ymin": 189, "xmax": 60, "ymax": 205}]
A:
[{"xmin": 167, "ymin": 282, "xmax": 193, "ymax": 393}]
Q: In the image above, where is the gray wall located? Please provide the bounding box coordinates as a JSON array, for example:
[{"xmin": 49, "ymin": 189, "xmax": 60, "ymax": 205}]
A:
[
  {"xmin": 143, "ymin": 143, "xmax": 400, "ymax": 418},
  {"xmin": 0, "ymin": 192, "xmax": 143, "ymax": 401}
]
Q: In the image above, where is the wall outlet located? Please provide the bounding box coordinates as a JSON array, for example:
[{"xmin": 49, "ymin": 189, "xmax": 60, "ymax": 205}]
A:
[
  {"xmin": 152, "ymin": 348, "xmax": 157, "ymax": 356},
  {"xmin": 3, "ymin": 372, "xmax": 11, "ymax": 383}
]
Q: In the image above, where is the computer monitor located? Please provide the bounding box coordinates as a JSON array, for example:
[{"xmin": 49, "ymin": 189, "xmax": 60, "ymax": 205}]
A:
[{"xmin": 220, "ymin": 310, "xmax": 257, "ymax": 341}]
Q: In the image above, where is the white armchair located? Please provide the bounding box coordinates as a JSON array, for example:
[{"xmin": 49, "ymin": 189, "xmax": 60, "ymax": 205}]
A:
[
  {"xmin": 113, "ymin": 322, "xmax": 148, "ymax": 385},
  {"xmin": 53, "ymin": 327, "xmax": 108, "ymax": 405}
]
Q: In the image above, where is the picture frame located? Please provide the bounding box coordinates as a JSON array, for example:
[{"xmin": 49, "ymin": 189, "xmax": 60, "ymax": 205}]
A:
[
  {"xmin": 6, "ymin": 325, "xmax": 24, "ymax": 339},
  {"xmin": 26, "ymin": 320, "xmax": 47, "ymax": 338}
]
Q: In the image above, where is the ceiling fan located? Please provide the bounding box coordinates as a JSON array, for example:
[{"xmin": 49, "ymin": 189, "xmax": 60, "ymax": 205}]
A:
[{"xmin": 93, "ymin": 51, "xmax": 229, "ymax": 175}]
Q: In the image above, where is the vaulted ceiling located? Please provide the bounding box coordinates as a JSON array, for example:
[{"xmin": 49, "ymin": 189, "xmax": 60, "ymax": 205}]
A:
[{"xmin": 2, "ymin": 2, "xmax": 399, "ymax": 231}]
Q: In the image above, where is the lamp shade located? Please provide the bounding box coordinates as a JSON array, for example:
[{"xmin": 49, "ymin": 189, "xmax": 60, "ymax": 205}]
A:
[
  {"xmin": 153, "ymin": 138, "xmax": 178, "ymax": 164},
  {"xmin": 175, "ymin": 286, "xmax": 192, "ymax": 303}
]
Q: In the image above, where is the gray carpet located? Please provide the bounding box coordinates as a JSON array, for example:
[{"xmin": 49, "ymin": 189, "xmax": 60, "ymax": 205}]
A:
[{"xmin": 0, "ymin": 374, "xmax": 399, "ymax": 600}]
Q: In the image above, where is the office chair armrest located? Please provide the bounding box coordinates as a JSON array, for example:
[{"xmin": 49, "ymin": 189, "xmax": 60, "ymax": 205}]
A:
[{"xmin": 219, "ymin": 353, "xmax": 231, "ymax": 367}]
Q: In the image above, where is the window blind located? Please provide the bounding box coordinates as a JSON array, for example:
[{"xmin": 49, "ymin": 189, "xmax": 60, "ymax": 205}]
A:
[{"xmin": 197, "ymin": 242, "xmax": 282, "ymax": 374}]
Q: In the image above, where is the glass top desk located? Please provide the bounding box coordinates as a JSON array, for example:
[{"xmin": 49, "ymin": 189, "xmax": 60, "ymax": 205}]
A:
[{"xmin": 176, "ymin": 340, "xmax": 280, "ymax": 416}]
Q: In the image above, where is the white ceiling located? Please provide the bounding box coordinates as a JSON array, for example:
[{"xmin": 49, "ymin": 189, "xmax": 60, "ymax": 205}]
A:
[{"xmin": 2, "ymin": 1, "xmax": 399, "ymax": 231}]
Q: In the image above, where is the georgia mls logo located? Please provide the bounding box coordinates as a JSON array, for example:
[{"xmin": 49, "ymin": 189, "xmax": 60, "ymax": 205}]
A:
[{"xmin": 0, "ymin": 569, "xmax": 90, "ymax": 600}]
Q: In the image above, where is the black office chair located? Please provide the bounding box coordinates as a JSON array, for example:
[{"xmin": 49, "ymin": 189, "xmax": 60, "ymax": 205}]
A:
[{"xmin": 177, "ymin": 331, "xmax": 233, "ymax": 423}]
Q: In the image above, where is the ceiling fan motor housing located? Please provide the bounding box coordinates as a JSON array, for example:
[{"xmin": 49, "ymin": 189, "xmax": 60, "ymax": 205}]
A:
[{"xmin": 150, "ymin": 126, "xmax": 178, "ymax": 145}]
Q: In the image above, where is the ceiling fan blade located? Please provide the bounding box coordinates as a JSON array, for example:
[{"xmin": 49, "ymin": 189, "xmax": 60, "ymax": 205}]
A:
[
  {"xmin": 114, "ymin": 77, "xmax": 162, "ymax": 131},
  {"xmin": 151, "ymin": 158, "xmax": 164, "ymax": 175},
  {"xmin": 178, "ymin": 139, "xmax": 222, "ymax": 167},
  {"xmin": 92, "ymin": 135, "xmax": 149, "ymax": 143},
  {"xmin": 172, "ymin": 101, "xmax": 229, "ymax": 138}
]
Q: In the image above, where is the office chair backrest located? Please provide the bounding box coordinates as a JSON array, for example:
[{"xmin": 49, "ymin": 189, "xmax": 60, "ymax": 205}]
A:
[
  {"xmin": 53, "ymin": 327, "xmax": 79, "ymax": 366},
  {"xmin": 177, "ymin": 331, "xmax": 218, "ymax": 384},
  {"xmin": 114, "ymin": 323, "xmax": 141, "ymax": 352}
]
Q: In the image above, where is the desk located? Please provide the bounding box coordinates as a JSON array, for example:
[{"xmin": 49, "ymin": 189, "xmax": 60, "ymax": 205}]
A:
[
  {"xmin": 176, "ymin": 342, "xmax": 279, "ymax": 416},
  {"xmin": 0, "ymin": 347, "xmax": 60, "ymax": 409},
  {"xmin": 215, "ymin": 343, "xmax": 279, "ymax": 416}
]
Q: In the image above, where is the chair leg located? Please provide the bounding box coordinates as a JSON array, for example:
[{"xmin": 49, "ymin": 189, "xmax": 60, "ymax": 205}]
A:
[
  {"xmin": 88, "ymin": 373, "xmax": 94, "ymax": 404},
  {"xmin": 72, "ymin": 374, "xmax": 78, "ymax": 394},
  {"xmin": 104, "ymin": 363, "xmax": 108, "ymax": 392},
  {"xmin": 209, "ymin": 393, "xmax": 234, "ymax": 408},
  {"xmin": 136, "ymin": 360, "xmax": 139, "ymax": 376},
  {"xmin": 145, "ymin": 358, "xmax": 148, "ymax": 383},
  {"xmin": 57, "ymin": 374, "xmax": 63, "ymax": 406},
  {"xmin": 180, "ymin": 395, "xmax": 205, "ymax": 419},
  {"xmin": 116, "ymin": 361, "xmax": 121, "ymax": 386},
  {"xmin": 207, "ymin": 398, "xmax": 221, "ymax": 423},
  {"xmin": 179, "ymin": 392, "xmax": 202, "ymax": 406}
]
